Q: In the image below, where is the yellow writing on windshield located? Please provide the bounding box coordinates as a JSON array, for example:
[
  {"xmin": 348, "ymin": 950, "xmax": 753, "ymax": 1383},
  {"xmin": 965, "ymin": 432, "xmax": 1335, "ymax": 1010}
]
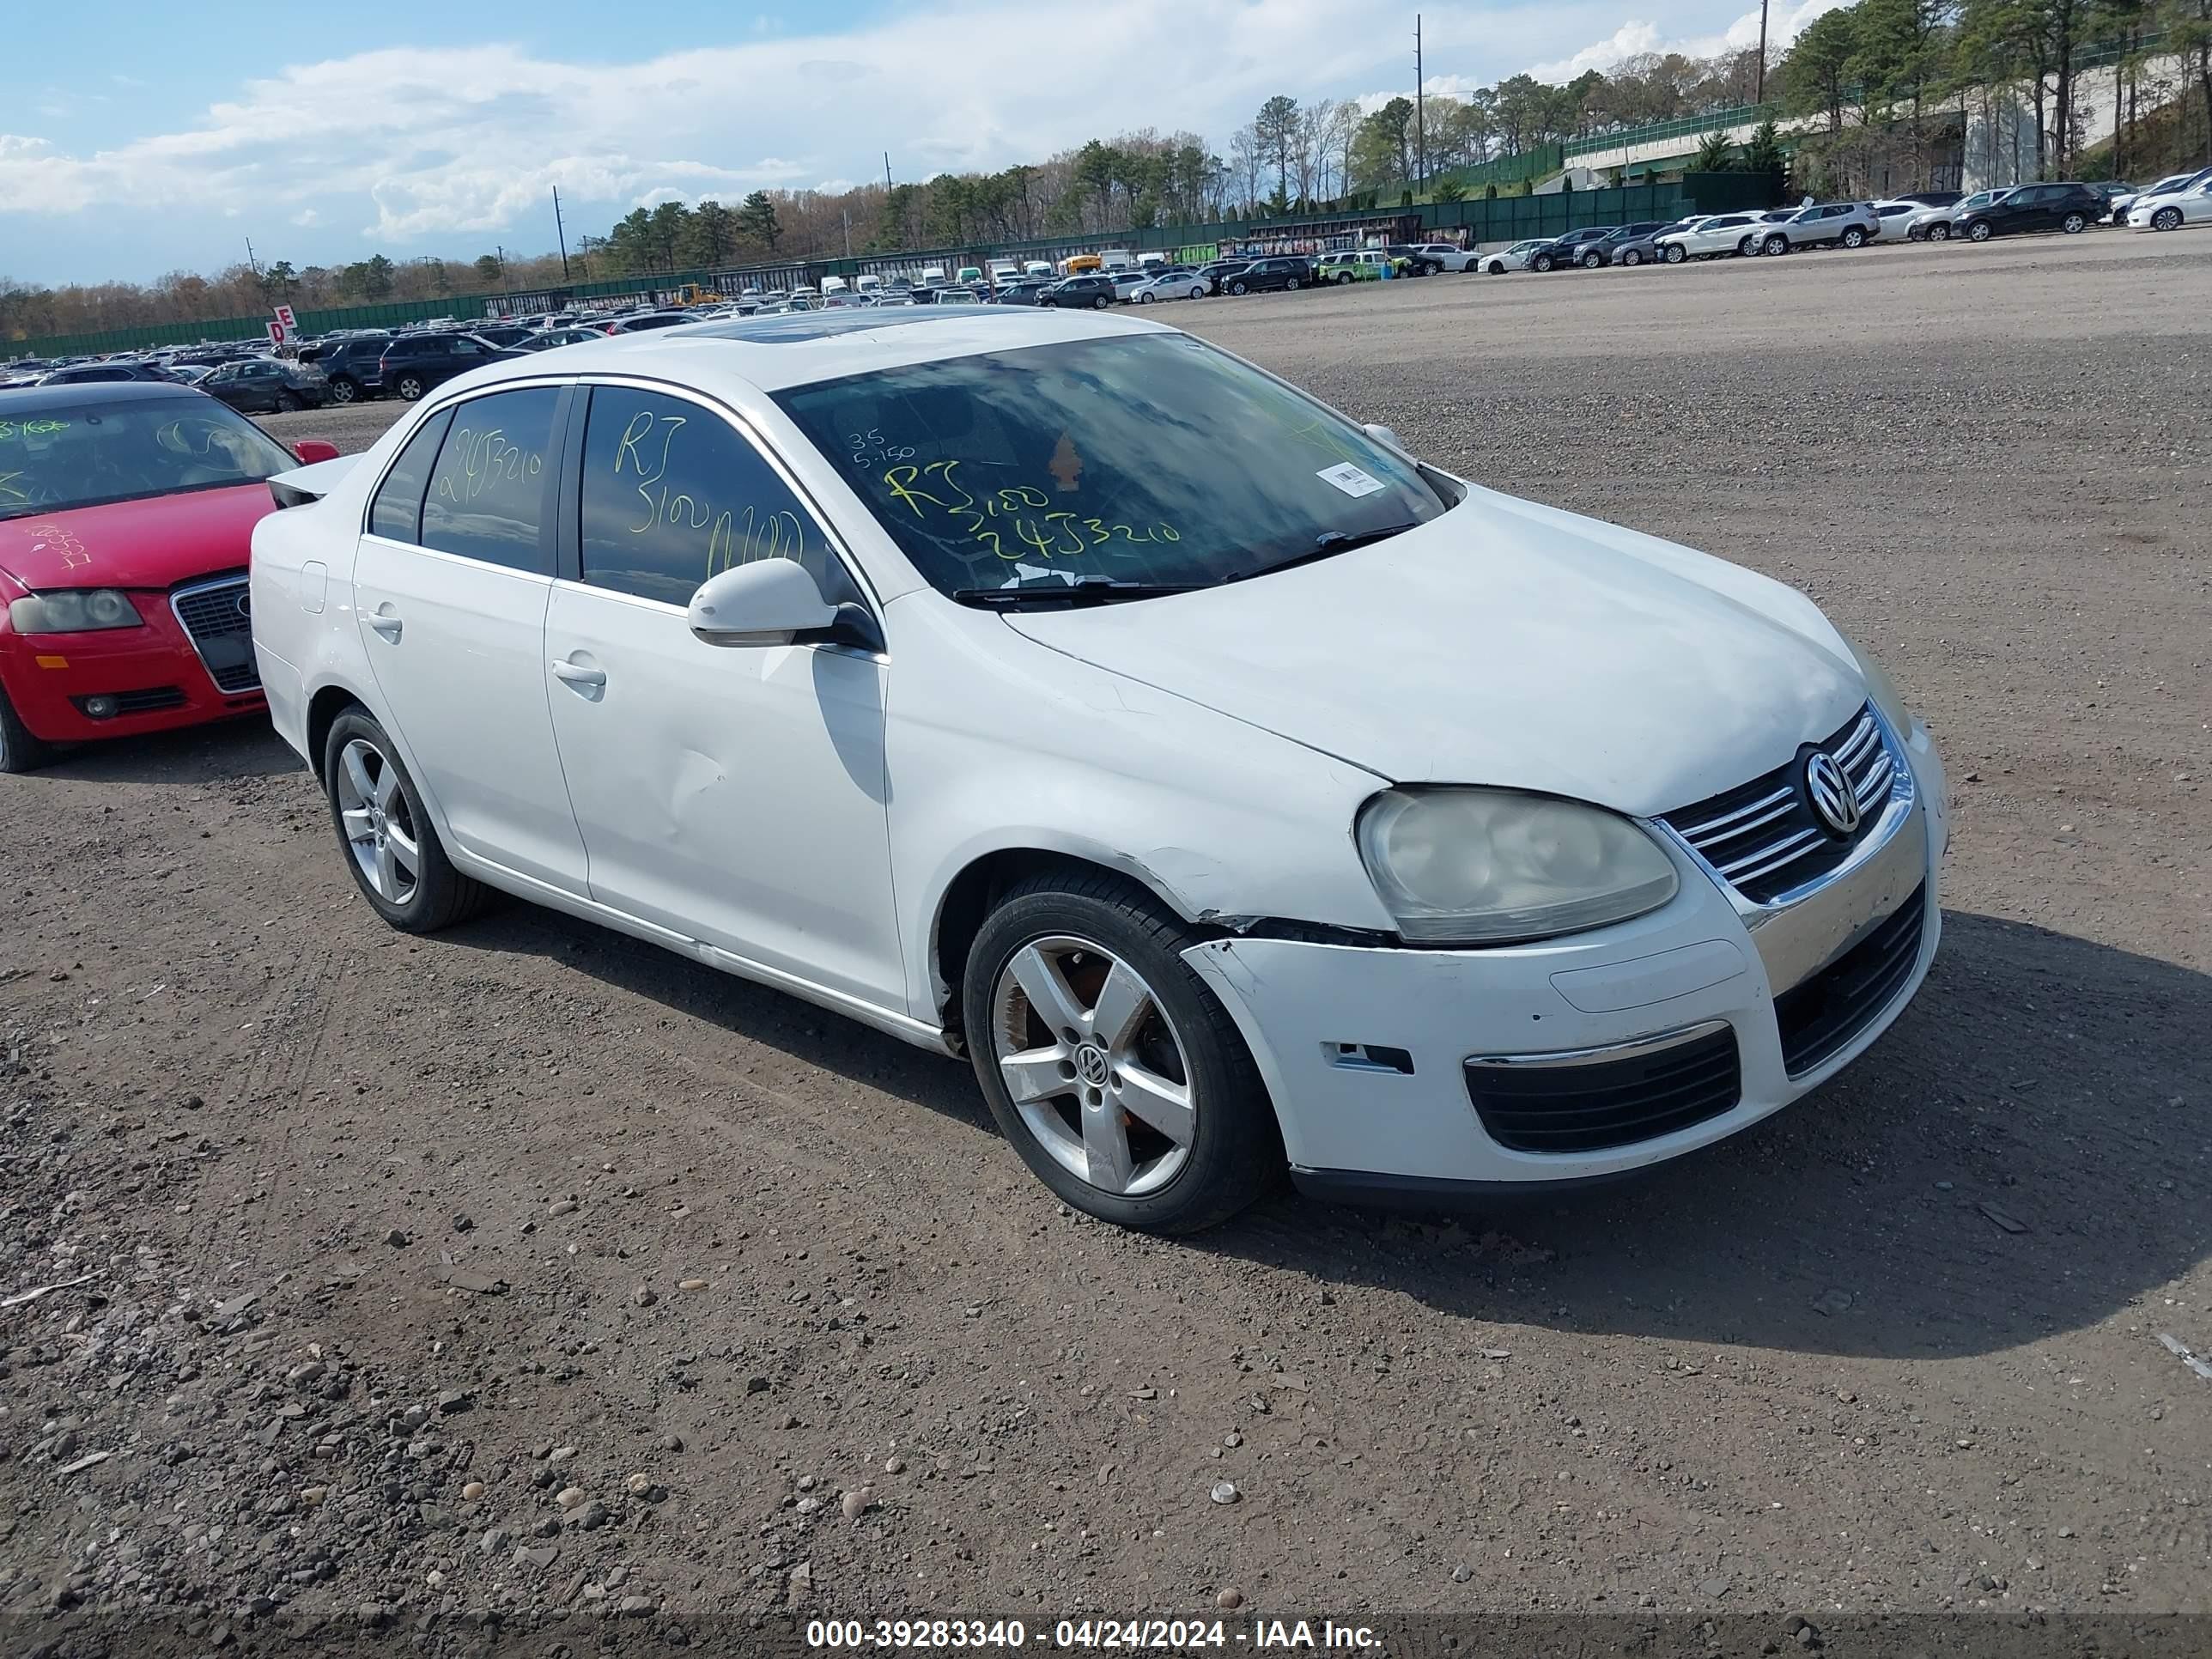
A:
[
  {"xmin": 0, "ymin": 419, "xmax": 69, "ymax": 443},
  {"xmin": 881, "ymin": 460, "xmax": 1179, "ymax": 562},
  {"xmin": 0, "ymin": 472, "xmax": 28, "ymax": 504}
]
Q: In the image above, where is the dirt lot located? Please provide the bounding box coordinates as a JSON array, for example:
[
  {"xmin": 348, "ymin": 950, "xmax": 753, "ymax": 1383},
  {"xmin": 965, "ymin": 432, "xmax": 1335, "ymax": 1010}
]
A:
[{"xmin": 3, "ymin": 232, "xmax": 2208, "ymax": 1652}]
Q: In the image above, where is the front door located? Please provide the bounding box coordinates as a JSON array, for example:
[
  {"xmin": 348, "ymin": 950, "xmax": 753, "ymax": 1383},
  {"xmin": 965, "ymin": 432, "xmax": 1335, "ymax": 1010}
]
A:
[
  {"xmin": 352, "ymin": 386, "xmax": 588, "ymax": 894},
  {"xmin": 542, "ymin": 383, "xmax": 903, "ymax": 1011}
]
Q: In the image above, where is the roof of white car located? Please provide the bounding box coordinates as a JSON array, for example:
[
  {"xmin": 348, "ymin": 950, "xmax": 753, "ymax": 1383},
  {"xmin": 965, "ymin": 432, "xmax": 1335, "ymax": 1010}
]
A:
[{"xmin": 468, "ymin": 305, "xmax": 1168, "ymax": 397}]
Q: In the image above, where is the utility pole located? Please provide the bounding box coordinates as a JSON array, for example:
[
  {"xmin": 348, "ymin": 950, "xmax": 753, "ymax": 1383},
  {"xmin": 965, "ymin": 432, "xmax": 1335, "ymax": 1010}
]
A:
[
  {"xmin": 1414, "ymin": 14, "xmax": 1426, "ymax": 191},
  {"xmin": 244, "ymin": 236, "xmax": 260, "ymax": 279},
  {"xmin": 495, "ymin": 245, "xmax": 507, "ymax": 283},
  {"xmin": 884, "ymin": 151, "xmax": 894, "ymax": 195},
  {"xmin": 1755, "ymin": 0, "xmax": 1770, "ymax": 104},
  {"xmin": 553, "ymin": 185, "xmax": 571, "ymax": 281}
]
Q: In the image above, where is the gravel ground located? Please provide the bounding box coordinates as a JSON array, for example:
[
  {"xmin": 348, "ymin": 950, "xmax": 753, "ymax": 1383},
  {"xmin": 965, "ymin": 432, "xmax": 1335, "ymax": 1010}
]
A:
[{"xmin": 2, "ymin": 230, "xmax": 2208, "ymax": 1655}]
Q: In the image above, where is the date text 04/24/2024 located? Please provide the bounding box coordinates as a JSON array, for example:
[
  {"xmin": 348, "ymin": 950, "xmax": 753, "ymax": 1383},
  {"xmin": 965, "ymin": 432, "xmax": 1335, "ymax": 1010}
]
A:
[{"xmin": 805, "ymin": 1619, "xmax": 1381, "ymax": 1650}]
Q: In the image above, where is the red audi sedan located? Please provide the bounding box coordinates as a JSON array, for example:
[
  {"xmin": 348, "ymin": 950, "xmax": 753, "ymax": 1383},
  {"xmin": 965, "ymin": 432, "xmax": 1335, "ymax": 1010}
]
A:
[{"xmin": 0, "ymin": 381, "xmax": 337, "ymax": 771}]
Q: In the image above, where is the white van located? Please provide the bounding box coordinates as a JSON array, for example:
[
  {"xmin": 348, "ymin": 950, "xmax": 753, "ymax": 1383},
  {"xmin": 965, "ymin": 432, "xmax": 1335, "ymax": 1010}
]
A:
[
  {"xmin": 853, "ymin": 273, "xmax": 882, "ymax": 294},
  {"xmin": 988, "ymin": 261, "xmax": 1019, "ymax": 284},
  {"xmin": 1098, "ymin": 249, "xmax": 1136, "ymax": 271},
  {"xmin": 820, "ymin": 276, "xmax": 850, "ymax": 295},
  {"xmin": 921, "ymin": 265, "xmax": 948, "ymax": 284},
  {"xmin": 1023, "ymin": 261, "xmax": 1053, "ymax": 278}
]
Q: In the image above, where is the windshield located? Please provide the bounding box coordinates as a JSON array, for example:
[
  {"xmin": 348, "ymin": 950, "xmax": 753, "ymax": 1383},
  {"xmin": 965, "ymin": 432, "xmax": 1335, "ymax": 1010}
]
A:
[
  {"xmin": 775, "ymin": 333, "xmax": 1446, "ymax": 599},
  {"xmin": 0, "ymin": 396, "xmax": 298, "ymax": 521}
]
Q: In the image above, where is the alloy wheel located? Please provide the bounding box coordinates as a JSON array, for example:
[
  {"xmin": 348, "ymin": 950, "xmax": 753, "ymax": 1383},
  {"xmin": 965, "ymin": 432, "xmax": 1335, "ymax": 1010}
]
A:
[
  {"xmin": 1969, "ymin": 222, "xmax": 1991, "ymax": 241},
  {"xmin": 2154, "ymin": 208, "xmax": 2181, "ymax": 231},
  {"xmin": 990, "ymin": 935, "xmax": 1196, "ymax": 1199},
  {"xmin": 334, "ymin": 737, "xmax": 422, "ymax": 906},
  {"xmin": 329, "ymin": 379, "xmax": 357, "ymax": 404}
]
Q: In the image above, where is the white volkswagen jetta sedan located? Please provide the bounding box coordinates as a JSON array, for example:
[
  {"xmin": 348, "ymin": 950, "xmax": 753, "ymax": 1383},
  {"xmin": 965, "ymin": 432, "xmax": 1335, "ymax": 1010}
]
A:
[{"xmin": 250, "ymin": 308, "xmax": 1948, "ymax": 1232}]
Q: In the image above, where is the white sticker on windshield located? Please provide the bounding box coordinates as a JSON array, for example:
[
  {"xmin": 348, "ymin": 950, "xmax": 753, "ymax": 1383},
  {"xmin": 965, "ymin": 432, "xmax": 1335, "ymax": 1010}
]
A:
[{"xmin": 1316, "ymin": 462, "xmax": 1387, "ymax": 498}]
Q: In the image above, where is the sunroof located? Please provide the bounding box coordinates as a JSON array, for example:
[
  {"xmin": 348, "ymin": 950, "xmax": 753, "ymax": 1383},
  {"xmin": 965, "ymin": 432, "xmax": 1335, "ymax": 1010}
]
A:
[{"xmin": 675, "ymin": 307, "xmax": 1032, "ymax": 344}]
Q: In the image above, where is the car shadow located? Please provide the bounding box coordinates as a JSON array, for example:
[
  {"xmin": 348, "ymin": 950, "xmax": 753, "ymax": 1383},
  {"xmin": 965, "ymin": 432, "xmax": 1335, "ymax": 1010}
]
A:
[
  {"xmin": 36, "ymin": 716, "xmax": 306, "ymax": 786},
  {"xmin": 1200, "ymin": 908, "xmax": 2212, "ymax": 1360},
  {"xmin": 439, "ymin": 901, "xmax": 2207, "ymax": 1362}
]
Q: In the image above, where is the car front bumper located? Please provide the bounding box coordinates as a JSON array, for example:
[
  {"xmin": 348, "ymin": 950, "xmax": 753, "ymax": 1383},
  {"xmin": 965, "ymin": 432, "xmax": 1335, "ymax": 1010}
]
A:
[
  {"xmin": 1183, "ymin": 719, "xmax": 1949, "ymax": 1192},
  {"xmin": 1, "ymin": 599, "xmax": 264, "ymax": 744}
]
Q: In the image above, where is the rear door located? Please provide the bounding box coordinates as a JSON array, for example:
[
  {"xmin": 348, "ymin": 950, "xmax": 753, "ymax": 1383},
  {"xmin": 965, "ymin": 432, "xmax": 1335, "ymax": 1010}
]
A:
[
  {"xmin": 541, "ymin": 381, "xmax": 902, "ymax": 1008},
  {"xmin": 351, "ymin": 385, "xmax": 589, "ymax": 894}
]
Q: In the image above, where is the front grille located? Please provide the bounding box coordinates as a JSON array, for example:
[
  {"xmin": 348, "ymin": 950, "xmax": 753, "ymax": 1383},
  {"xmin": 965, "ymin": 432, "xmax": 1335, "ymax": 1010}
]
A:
[
  {"xmin": 74, "ymin": 686, "xmax": 186, "ymax": 716},
  {"xmin": 170, "ymin": 575, "xmax": 259, "ymax": 694},
  {"xmin": 1660, "ymin": 704, "xmax": 1895, "ymax": 904},
  {"xmin": 1774, "ymin": 885, "xmax": 1927, "ymax": 1076},
  {"xmin": 1465, "ymin": 1024, "xmax": 1741, "ymax": 1155}
]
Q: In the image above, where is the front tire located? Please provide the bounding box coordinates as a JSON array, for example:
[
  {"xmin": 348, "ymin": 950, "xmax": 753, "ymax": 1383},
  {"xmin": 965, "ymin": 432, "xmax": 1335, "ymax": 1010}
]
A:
[
  {"xmin": 963, "ymin": 872, "xmax": 1281, "ymax": 1233},
  {"xmin": 2153, "ymin": 206, "xmax": 2183, "ymax": 232},
  {"xmin": 1763, "ymin": 234, "xmax": 1790, "ymax": 255},
  {"xmin": 1967, "ymin": 221, "xmax": 1992, "ymax": 241},
  {"xmin": 1137, "ymin": 291, "xmax": 1154, "ymax": 303},
  {"xmin": 276, "ymin": 390, "xmax": 303, "ymax": 412},
  {"xmin": 322, "ymin": 710, "xmax": 492, "ymax": 933},
  {"xmin": 0, "ymin": 681, "xmax": 57, "ymax": 774},
  {"xmin": 1486, "ymin": 259, "xmax": 1504, "ymax": 274},
  {"xmin": 1228, "ymin": 280, "xmax": 1249, "ymax": 295},
  {"xmin": 1581, "ymin": 251, "xmax": 1603, "ymax": 269},
  {"xmin": 1663, "ymin": 243, "xmax": 1686, "ymax": 264},
  {"xmin": 1533, "ymin": 254, "xmax": 1554, "ymax": 272},
  {"xmin": 328, "ymin": 377, "xmax": 359, "ymax": 404},
  {"xmin": 1929, "ymin": 222, "xmax": 1953, "ymax": 241},
  {"xmin": 395, "ymin": 374, "xmax": 428, "ymax": 401}
]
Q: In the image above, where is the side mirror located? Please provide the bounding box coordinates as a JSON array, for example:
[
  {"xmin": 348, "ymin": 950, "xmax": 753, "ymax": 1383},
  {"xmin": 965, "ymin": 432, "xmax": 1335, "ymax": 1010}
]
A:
[
  {"xmin": 1364, "ymin": 422, "xmax": 1410, "ymax": 456},
  {"xmin": 293, "ymin": 439, "xmax": 341, "ymax": 464},
  {"xmin": 688, "ymin": 558, "xmax": 839, "ymax": 647}
]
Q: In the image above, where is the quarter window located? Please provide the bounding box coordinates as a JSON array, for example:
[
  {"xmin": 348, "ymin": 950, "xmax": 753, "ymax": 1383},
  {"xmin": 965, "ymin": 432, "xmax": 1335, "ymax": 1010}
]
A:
[
  {"xmin": 368, "ymin": 407, "xmax": 453, "ymax": 543},
  {"xmin": 418, "ymin": 388, "xmax": 560, "ymax": 572},
  {"xmin": 577, "ymin": 386, "xmax": 853, "ymax": 608}
]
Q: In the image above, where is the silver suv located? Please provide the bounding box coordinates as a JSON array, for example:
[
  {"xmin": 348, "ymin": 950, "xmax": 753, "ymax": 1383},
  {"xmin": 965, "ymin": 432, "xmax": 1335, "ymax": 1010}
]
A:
[{"xmin": 1758, "ymin": 201, "xmax": 1881, "ymax": 254}]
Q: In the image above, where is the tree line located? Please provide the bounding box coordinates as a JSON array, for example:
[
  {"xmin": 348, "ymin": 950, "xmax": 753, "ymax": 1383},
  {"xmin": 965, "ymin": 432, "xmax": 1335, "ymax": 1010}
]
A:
[
  {"xmin": 7, "ymin": 8, "xmax": 2205, "ymax": 348},
  {"xmin": 1778, "ymin": 0, "xmax": 2211, "ymax": 192}
]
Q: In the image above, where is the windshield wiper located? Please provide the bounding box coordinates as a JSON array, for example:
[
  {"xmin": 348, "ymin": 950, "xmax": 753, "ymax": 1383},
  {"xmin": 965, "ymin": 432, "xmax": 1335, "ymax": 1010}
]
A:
[
  {"xmin": 951, "ymin": 575, "xmax": 1213, "ymax": 608},
  {"xmin": 1230, "ymin": 521, "xmax": 1425, "ymax": 582}
]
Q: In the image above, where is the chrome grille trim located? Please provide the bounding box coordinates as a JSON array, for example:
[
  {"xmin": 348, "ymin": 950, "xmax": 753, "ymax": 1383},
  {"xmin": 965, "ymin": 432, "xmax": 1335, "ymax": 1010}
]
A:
[
  {"xmin": 169, "ymin": 574, "xmax": 260, "ymax": 695},
  {"xmin": 1658, "ymin": 702, "xmax": 1907, "ymax": 908}
]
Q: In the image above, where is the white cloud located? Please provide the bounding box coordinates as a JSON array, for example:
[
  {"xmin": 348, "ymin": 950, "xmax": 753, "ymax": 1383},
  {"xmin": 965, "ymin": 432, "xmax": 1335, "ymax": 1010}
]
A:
[
  {"xmin": 1530, "ymin": 0, "xmax": 1850, "ymax": 80},
  {"xmin": 0, "ymin": 0, "xmax": 1710, "ymax": 277}
]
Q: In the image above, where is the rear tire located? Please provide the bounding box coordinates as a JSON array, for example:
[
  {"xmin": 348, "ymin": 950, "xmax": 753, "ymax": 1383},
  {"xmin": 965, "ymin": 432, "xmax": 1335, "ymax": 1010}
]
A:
[
  {"xmin": 2061, "ymin": 211, "xmax": 2087, "ymax": 234},
  {"xmin": 1841, "ymin": 226, "xmax": 1867, "ymax": 248},
  {"xmin": 395, "ymin": 374, "xmax": 428, "ymax": 400},
  {"xmin": 1092, "ymin": 295, "xmax": 1109, "ymax": 310},
  {"xmin": 962, "ymin": 871, "xmax": 1281, "ymax": 1234},
  {"xmin": 322, "ymin": 709, "xmax": 494, "ymax": 934},
  {"xmin": 1285, "ymin": 276, "xmax": 1301, "ymax": 289},
  {"xmin": 0, "ymin": 681, "xmax": 57, "ymax": 775}
]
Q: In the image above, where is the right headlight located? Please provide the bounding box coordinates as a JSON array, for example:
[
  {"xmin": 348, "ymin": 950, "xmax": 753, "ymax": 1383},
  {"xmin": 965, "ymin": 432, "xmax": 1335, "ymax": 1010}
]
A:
[{"xmin": 1356, "ymin": 787, "xmax": 1680, "ymax": 945}]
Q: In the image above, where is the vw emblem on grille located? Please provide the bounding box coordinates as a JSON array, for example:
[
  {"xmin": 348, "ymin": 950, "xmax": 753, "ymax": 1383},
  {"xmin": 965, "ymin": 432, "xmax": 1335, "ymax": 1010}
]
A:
[
  {"xmin": 1804, "ymin": 750, "xmax": 1861, "ymax": 836},
  {"xmin": 234, "ymin": 592, "xmax": 252, "ymax": 620}
]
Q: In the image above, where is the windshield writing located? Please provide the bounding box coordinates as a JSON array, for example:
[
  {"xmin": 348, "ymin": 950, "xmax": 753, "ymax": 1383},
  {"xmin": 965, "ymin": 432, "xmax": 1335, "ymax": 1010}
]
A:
[
  {"xmin": 775, "ymin": 334, "xmax": 1443, "ymax": 596},
  {"xmin": 0, "ymin": 400, "xmax": 295, "ymax": 521}
]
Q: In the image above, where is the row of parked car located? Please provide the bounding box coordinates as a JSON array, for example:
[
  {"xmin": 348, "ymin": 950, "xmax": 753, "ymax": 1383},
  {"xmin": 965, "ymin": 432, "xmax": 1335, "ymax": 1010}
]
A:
[{"xmin": 1479, "ymin": 167, "xmax": 2212, "ymax": 276}]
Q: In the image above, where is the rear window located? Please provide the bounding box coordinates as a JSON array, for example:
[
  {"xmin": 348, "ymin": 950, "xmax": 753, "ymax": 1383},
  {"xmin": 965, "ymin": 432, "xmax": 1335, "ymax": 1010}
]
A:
[
  {"xmin": 0, "ymin": 397, "xmax": 298, "ymax": 521},
  {"xmin": 774, "ymin": 333, "xmax": 1444, "ymax": 601}
]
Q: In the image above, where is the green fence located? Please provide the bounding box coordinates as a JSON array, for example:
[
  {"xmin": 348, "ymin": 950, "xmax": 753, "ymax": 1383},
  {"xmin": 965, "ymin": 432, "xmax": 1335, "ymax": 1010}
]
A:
[{"xmin": 1430, "ymin": 143, "xmax": 1565, "ymax": 197}]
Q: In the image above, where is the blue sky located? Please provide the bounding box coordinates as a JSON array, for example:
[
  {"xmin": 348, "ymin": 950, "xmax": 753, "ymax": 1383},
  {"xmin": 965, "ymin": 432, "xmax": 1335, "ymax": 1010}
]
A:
[{"xmin": 2, "ymin": 0, "xmax": 1831, "ymax": 288}]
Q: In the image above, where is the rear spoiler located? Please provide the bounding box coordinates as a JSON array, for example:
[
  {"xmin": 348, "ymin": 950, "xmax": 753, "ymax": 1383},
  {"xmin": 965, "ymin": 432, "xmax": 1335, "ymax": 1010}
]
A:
[{"xmin": 268, "ymin": 453, "xmax": 363, "ymax": 509}]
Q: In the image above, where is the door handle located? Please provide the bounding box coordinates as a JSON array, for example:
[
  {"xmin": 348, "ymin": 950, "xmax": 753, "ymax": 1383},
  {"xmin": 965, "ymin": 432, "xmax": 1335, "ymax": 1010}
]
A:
[
  {"xmin": 368, "ymin": 610, "xmax": 403, "ymax": 641},
  {"xmin": 551, "ymin": 660, "xmax": 607, "ymax": 690}
]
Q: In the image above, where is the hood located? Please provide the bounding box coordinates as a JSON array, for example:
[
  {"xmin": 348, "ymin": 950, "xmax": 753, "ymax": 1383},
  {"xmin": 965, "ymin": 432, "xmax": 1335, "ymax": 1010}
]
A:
[
  {"xmin": 1004, "ymin": 489, "xmax": 1866, "ymax": 819},
  {"xmin": 0, "ymin": 483, "xmax": 275, "ymax": 592}
]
